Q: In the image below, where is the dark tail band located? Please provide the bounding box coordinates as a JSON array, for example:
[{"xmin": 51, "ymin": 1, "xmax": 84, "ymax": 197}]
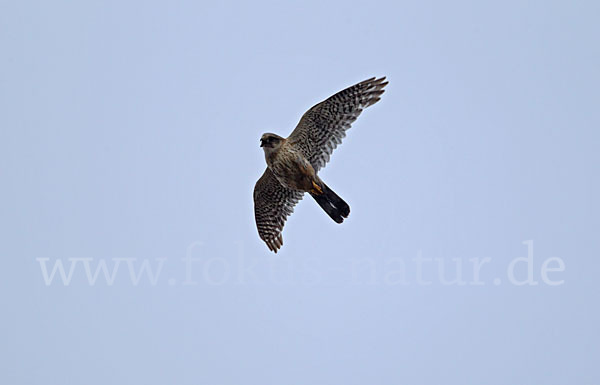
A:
[{"xmin": 310, "ymin": 184, "xmax": 350, "ymax": 224}]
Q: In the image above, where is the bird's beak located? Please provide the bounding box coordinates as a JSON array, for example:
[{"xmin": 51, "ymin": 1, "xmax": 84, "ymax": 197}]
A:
[{"xmin": 260, "ymin": 139, "xmax": 265, "ymax": 147}]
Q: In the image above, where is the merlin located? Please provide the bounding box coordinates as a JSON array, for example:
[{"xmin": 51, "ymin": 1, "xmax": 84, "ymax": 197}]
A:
[{"xmin": 253, "ymin": 76, "xmax": 388, "ymax": 252}]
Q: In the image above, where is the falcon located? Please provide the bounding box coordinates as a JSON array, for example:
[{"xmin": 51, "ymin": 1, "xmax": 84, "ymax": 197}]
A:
[{"xmin": 253, "ymin": 76, "xmax": 388, "ymax": 252}]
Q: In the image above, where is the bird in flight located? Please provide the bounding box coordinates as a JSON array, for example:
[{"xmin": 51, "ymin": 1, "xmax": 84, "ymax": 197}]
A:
[{"xmin": 253, "ymin": 76, "xmax": 388, "ymax": 252}]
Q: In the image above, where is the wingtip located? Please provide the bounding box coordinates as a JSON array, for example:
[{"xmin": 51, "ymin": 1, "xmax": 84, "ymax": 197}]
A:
[
  {"xmin": 363, "ymin": 76, "xmax": 389, "ymax": 92},
  {"xmin": 265, "ymin": 234, "xmax": 283, "ymax": 253},
  {"xmin": 376, "ymin": 76, "xmax": 388, "ymax": 86}
]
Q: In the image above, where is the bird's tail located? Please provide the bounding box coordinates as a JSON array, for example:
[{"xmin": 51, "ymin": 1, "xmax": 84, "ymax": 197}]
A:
[{"xmin": 310, "ymin": 183, "xmax": 350, "ymax": 224}]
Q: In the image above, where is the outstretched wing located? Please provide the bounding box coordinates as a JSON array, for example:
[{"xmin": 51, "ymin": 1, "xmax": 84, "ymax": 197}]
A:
[
  {"xmin": 287, "ymin": 76, "xmax": 388, "ymax": 171},
  {"xmin": 253, "ymin": 168, "xmax": 304, "ymax": 253}
]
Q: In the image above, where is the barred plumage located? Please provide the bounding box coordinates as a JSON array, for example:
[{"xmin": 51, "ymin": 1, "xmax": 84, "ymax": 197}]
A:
[
  {"xmin": 253, "ymin": 77, "xmax": 388, "ymax": 252},
  {"xmin": 253, "ymin": 168, "xmax": 304, "ymax": 252},
  {"xmin": 288, "ymin": 77, "xmax": 388, "ymax": 171}
]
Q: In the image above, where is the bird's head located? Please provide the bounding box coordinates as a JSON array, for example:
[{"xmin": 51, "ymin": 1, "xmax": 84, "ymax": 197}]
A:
[{"xmin": 260, "ymin": 133, "xmax": 284, "ymax": 152}]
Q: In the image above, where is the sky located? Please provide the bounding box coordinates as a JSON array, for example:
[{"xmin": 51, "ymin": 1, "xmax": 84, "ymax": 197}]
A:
[{"xmin": 1, "ymin": 1, "xmax": 599, "ymax": 384}]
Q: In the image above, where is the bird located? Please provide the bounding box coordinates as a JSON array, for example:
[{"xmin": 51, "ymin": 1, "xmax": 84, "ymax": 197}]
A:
[{"xmin": 253, "ymin": 76, "xmax": 388, "ymax": 252}]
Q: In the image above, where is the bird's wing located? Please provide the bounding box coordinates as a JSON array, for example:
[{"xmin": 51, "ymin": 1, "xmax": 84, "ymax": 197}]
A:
[
  {"xmin": 287, "ymin": 76, "xmax": 388, "ymax": 172},
  {"xmin": 253, "ymin": 168, "xmax": 304, "ymax": 253}
]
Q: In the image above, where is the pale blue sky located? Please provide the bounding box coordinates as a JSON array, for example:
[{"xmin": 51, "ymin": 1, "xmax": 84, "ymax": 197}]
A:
[{"xmin": 1, "ymin": 1, "xmax": 599, "ymax": 384}]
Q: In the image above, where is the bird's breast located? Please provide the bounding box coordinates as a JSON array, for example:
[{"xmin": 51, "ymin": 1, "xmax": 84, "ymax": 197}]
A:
[{"xmin": 268, "ymin": 148, "xmax": 315, "ymax": 191}]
